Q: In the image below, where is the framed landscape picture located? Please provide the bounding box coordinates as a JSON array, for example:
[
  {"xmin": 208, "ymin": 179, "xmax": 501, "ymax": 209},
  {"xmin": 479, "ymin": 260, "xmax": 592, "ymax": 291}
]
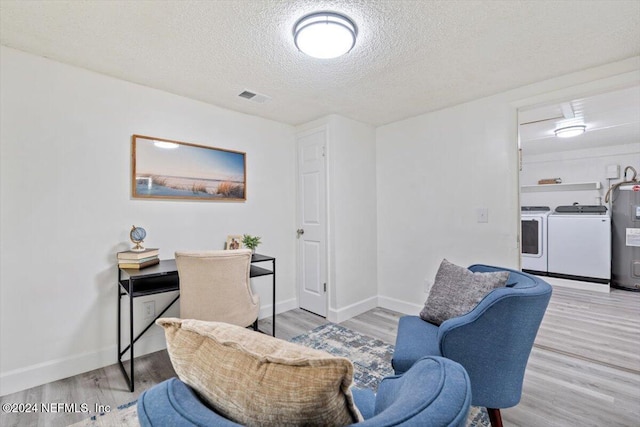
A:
[{"xmin": 132, "ymin": 135, "xmax": 246, "ymax": 201}]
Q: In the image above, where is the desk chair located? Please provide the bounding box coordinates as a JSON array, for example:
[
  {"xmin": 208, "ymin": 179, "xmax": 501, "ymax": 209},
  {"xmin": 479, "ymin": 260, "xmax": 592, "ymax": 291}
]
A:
[{"xmin": 175, "ymin": 249, "xmax": 259, "ymax": 329}]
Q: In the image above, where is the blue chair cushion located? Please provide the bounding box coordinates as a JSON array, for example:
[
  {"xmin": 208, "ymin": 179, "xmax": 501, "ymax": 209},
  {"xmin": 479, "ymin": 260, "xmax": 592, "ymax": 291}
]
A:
[
  {"xmin": 391, "ymin": 315, "xmax": 441, "ymax": 374},
  {"xmin": 138, "ymin": 377, "xmax": 241, "ymax": 427},
  {"xmin": 352, "ymin": 388, "xmax": 376, "ymax": 419}
]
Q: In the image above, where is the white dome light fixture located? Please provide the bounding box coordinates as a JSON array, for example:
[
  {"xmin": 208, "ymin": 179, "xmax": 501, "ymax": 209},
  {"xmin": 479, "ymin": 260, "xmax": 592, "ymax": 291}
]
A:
[
  {"xmin": 554, "ymin": 125, "xmax": 586, "ymax": 138},
  {"xmin": 293, "ymin": 12, "xmax": 357, "ymax": 59}
]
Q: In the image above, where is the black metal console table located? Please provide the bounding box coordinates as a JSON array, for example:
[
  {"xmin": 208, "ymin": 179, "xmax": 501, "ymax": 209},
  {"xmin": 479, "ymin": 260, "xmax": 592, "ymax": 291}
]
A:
[{"xmin": 117, "ymin": 253, "xmax": 276, "ymax": 392}]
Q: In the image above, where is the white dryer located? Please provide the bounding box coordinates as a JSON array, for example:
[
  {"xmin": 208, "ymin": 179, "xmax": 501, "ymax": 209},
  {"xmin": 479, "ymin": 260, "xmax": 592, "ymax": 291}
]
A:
[
  {"xmin": 521, "ymin": 206, "xmax": 551, "ymax": 274},
  {"xmin": 547, "ymin": 205, "xmax": 611, "ymax": 283}
]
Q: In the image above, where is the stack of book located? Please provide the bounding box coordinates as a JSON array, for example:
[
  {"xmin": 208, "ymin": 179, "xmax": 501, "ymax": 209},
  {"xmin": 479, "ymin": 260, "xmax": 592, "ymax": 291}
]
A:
[{"xmin": 117, "ymin": 248, "xmax": 160, "ymax": 269}]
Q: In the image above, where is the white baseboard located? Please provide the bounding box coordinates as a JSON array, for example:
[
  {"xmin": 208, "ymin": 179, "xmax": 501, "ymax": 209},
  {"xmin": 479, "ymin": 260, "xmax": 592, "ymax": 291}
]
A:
[
  {"xmin": 259, "ymin": 297, "xmax": 298, "ymax": 320},
  {"xmin": 0, "ymin": 330, "xmax": 167, "ymax": 397},
  {"xmin": 328, "ymin": 296, "xmax": 378, "ymax": 323},
  {"xmin": 378, "ymin": 295, "xmax": 422, "ymax": 316},
  {"xmin": 2, "ymin": 298, "xmax": 299, "ymax": 397}
]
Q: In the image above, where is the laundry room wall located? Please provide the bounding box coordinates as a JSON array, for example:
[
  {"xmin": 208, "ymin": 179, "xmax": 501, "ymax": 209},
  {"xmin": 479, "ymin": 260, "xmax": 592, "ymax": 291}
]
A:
[{"xmin": 520, "ymin": 142, "xmax": 640, "ymax": 210}]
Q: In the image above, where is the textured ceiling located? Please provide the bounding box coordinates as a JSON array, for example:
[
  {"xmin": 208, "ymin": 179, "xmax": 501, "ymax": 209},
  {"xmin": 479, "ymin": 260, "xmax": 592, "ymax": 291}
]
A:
[{"xmin": 1, "ymin": 0, "xmax": 639, "ymax": 126}]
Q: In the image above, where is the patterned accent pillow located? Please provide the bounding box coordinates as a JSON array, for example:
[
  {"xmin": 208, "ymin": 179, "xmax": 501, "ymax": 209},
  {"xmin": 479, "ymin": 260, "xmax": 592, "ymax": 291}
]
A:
[
  {"xmin": 420, "ymin": 259, "xmax": 509, "ymax": 326},
  {"xmin": 157, "ymin": 318, "xmax": 362, "ymax": 426}
]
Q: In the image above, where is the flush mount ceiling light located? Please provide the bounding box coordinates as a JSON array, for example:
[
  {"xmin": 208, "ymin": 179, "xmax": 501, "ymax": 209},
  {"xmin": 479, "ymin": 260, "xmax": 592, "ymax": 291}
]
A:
[
  {"xmin": 554, "ymin": 125, "xmax": 586, "ymax": 138},
  {"xmin": 293, "ymin": 12, "xmax": 357, "ymax": 59}
]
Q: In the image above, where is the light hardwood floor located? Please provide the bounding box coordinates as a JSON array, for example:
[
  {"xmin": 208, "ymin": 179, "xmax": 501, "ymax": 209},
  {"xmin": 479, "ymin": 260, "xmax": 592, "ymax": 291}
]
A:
[{"xmin": 1, "ymin": 286, "xmax": 639, "ymax": 426}]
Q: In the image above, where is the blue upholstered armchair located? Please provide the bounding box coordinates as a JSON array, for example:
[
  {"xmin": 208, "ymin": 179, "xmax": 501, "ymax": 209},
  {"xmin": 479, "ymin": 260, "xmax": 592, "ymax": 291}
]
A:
[
  {"xmin": 392, "ymin": 265, "xmax": 552, "ymax": 427},
  {"xmin": 138, "ymin": 356, "xmax": 472, "ymax": 427}
]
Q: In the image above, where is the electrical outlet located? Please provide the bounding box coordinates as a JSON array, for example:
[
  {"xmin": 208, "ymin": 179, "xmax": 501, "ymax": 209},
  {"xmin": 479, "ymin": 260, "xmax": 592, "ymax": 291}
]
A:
[
  {"xmin": 143, "ymin": 301, "xmax": 155, "ymax": 320},
  {"xmin": 476, "ymin": 208, "xmax": 489, "ymax": 223}
]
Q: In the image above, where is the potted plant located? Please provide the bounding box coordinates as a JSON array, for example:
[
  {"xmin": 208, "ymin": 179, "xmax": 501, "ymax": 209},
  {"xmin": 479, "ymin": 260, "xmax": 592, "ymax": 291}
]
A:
[{"xmin": 242, "ymin": 234, "xmax": 261, "ymax": 253}]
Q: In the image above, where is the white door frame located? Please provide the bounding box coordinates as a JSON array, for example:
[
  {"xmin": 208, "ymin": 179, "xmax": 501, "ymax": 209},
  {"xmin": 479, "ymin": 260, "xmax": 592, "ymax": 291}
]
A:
[
  {"xmin": 509, "ymin": 71, "xmax": 638, "ymax": 268},
  {"xmin": 513, "ymin": 69, "xmax": 639, "ymax": 270}
]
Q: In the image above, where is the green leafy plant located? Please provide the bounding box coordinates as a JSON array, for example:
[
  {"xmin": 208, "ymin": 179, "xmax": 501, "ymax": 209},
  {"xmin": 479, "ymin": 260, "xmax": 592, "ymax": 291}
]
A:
[{"xmin": 242, "ymin": 234, "xmax": 261, "ymax": 251}]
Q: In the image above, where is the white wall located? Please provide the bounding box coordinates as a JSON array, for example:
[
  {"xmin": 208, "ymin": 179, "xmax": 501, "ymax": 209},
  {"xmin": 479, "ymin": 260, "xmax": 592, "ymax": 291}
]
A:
[
  {"xmin": 325, "ymin": 115, "xmax": 377, "ymax": 322},
  {"xmin": 0, "ymin": 47, "xmax": 297, "ymax": 395},
  {"xmin": 376, "ymin": 58, "xmax": 640, "ymax": 315},
  {"xmin": 520, "ymin": 143, "xmax": 640, "ymax": 210},
  {"xmin": 376, "ymin": 97, "xmax": 520, "ymax": 313}
]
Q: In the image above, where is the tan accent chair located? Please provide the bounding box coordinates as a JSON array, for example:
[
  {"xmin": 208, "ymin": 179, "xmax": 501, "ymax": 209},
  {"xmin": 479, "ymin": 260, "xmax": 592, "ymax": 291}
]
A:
[{"xmin": 175, "ymin": 249, "xmax": 260, "ymax": 329}]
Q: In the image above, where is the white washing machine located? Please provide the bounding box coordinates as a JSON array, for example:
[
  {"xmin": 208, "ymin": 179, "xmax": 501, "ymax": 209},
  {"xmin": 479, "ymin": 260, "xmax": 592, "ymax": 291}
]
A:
[
  {"xmin": 547, "ymin": 205, "xmax": 611, "ymax": 283},
  {"xmin": 521, "ymin": 206, "xmax": 551, "ymax": 274}
]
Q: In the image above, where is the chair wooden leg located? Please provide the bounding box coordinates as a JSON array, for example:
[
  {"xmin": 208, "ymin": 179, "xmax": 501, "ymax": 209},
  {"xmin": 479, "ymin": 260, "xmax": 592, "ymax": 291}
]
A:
[{"xmin": 487, "ymin": 408, "xmax": 503, "ymax": 427}]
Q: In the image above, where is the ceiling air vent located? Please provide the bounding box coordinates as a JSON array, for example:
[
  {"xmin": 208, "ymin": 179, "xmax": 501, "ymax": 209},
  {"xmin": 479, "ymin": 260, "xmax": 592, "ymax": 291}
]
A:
[{"xmin": 238, "ymin": 90, "xmax": 271, "ymax": 104}]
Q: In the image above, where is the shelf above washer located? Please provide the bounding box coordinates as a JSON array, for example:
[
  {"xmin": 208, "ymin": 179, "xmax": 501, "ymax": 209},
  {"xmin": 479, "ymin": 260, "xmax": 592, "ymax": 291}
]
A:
[{"xmin": 520, "ymin": 181, "xmax": 602, "ymax": 193}]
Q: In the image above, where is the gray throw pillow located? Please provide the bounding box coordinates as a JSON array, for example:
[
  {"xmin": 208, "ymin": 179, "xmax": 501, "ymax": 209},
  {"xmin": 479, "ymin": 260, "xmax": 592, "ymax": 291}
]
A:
[{"xmin": 420, "ymin": 259, "xmax": 509, "ymax": 326}]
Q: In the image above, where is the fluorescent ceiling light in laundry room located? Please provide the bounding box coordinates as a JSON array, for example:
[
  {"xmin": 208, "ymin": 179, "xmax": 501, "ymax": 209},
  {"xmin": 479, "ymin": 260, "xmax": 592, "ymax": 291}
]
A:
[
  {"xmin": 293, "ymin": 12, "xmax": 357, "ymax": 59},
  {"xmin": 554, "ymin": 125, "xmax": 586, "ymax": 138}
]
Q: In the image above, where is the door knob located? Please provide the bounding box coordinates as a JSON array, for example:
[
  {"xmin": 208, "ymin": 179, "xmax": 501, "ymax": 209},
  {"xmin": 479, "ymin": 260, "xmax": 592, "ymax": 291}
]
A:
[{"xmin": 296, "ymin": 228, "xmax": 305, "ymax": 238}]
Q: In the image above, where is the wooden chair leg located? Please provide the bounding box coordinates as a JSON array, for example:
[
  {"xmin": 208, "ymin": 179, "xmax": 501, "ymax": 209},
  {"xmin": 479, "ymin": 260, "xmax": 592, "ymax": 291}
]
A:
[{"xmin": 487, "ymin": 408, "xmax": 503, "ymax": 427}]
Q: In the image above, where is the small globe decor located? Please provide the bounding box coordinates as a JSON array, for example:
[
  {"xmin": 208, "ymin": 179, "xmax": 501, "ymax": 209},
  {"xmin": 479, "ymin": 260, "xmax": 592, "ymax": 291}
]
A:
[{"xmin": 130, "ymin": 225, "xmax": 147, "ymax": 252}]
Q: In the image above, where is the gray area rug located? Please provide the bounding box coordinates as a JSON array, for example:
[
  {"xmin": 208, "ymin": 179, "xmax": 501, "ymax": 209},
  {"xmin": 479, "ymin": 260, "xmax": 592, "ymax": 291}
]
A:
[
  {"xmin": 291, "ymin": 323, "xmax": 490, "ymax": 427},
  {"xmin": 72, "ymin": 323, "xmax": 489, "ymax": 426},
  {"xmin": 291, "ymin": 323, "xmax": 395, "ymax": 390}
]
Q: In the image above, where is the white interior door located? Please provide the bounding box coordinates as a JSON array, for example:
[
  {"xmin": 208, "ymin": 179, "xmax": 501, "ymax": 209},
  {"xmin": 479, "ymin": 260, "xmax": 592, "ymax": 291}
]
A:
[{"xmin": 296, "ymin": 129, "xmax": 327, "ymax": 317}]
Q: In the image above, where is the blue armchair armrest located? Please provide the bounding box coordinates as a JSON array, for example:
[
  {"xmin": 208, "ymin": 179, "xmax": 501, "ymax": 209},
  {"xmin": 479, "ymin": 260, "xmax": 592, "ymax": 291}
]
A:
[
  {"xmin": 138, "ymin": 377, "xmax": 241, "ymax": 427},
  {"xmin": 357, "ymin": 356, "xmax": 471, "ymax": 427}
]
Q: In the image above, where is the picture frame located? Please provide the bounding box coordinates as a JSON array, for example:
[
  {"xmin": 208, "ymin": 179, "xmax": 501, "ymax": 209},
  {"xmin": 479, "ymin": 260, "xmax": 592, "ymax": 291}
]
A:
[
  {"xmin": 226, "ymin": 235, "xmax": 243, "ymax": 250},
  {"xmin": 131, "ymin": 134, "xmax": 246, "ymax": 201}
]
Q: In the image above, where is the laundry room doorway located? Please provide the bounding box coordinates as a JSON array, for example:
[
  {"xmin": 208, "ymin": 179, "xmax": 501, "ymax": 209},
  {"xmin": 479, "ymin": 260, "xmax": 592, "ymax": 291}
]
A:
[{"xmin": 516, "ymin": 83, "xmax": 640, "ymax": 292}]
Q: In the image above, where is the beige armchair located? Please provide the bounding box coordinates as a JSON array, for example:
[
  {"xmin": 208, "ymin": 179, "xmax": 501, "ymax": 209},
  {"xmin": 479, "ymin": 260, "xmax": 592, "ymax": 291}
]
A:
[{"xmin": 175, "ymin": 249, "xmax": 260, "ymax": 329}]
